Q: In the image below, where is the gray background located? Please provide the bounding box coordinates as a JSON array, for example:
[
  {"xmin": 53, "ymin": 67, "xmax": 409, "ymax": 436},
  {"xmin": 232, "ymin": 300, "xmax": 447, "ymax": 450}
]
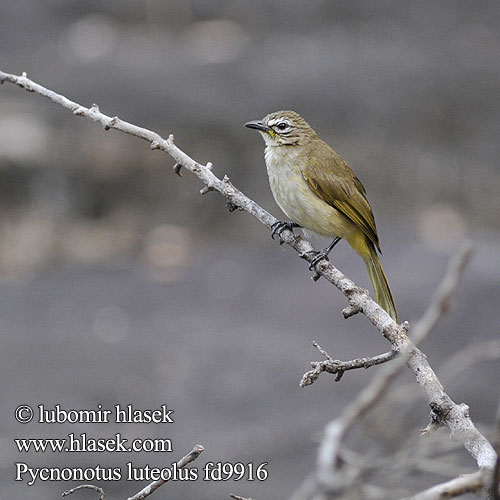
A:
[{"xmin": 1, "ymin": 1, "xmax": 499, "ymax": 499}]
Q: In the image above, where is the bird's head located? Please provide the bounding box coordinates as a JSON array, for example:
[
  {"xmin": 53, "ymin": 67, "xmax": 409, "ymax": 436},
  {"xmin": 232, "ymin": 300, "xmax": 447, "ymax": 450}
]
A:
[{"xmin": 245, "ymin": 110, "xmax": 317, "ymax": 146}]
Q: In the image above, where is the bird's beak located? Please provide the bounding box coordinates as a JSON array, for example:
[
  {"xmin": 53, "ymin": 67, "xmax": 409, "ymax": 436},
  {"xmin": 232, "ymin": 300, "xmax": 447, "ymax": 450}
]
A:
[{"xmin": 244, "ymin": 120, "xmax": 271, "ymax": 133}]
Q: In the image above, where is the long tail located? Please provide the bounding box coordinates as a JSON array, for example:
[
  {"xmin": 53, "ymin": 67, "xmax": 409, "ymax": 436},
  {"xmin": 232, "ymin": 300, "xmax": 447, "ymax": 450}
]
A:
[{"xmin": 364, "ymin": 242, "xmax": 398, "ymax": 322}]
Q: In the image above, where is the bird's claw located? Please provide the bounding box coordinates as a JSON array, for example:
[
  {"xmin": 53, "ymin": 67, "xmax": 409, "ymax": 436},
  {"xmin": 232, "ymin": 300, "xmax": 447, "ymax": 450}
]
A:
[
  {"xmin": 308, "ymin": 237, "xmax": 341, "ymax": 270},
  {"xmin": 271, "ymin": 221, "xmax": 300, "ymax": 240},
  {"xmin": 308, "ymin": 251, "xmax": 329, "ymax": 271}
]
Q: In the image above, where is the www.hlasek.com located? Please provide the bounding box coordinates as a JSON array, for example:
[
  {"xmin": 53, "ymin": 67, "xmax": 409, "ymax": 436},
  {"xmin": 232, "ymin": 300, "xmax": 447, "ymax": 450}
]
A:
[{"xmin": 15, "ymin": 433, "xmax": 173, "ymax": 453}]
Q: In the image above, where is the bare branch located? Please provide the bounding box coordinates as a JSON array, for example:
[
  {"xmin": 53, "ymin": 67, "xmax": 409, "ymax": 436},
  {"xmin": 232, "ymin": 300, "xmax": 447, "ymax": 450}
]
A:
[
  {"xmin": 399, "ymin": 470, "xmax": 485, "ymax": 500},
  {"xmin": 305, "ymin": 243, "xmax": 494, "ymax": 500},
  {"xmin": 62, "ymin": 484, "xmax": 105, "ymax": 500},
  {"xmin": 0, "ymin": 69, "xmax": 402, "ymax": 342},
  {"xmin": 401, "ymin": 243, "xmax": 496, "ymax": 469},
  {"xmin": 313, "ymin": 244, "xmax": 493, "ymax": 474},
  {"xmin": 1, "ymin": 70, "xmax": 496, "ymax": 473},
  {"xmin": 300, "ymin": 341, "xmax": 397, "ymax": 385},
  {"xmin": 126, "ymin": 444, "xmax": 204, "ymax": 500}
]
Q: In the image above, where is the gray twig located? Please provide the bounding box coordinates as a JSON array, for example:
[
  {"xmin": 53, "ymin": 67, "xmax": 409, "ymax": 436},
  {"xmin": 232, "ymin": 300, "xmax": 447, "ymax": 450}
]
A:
[
  {"xmin": 300, "ymin": 341, "xmax": 397, "ymax": 385},
  {"xmin": 127, "ymin": 444, "xmax": 204, "ymax": 500},
  {"xmin": 62, "ymin": 485, "xmax": 105, "ymax": 500},
  {"xmin": 399, "ymin": 470, "xmax": 486, "ymax": 500}
]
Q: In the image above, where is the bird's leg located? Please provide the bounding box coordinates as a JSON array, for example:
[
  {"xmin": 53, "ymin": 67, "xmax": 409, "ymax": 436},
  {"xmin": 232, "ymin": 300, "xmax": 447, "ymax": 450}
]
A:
[
  {"xmin": 309, "ymin": 237, "xmax": 342, "ymax": 270},
  {"xmin": 271, "ymin": 221, "xmax": 301, "ymax": 240}
]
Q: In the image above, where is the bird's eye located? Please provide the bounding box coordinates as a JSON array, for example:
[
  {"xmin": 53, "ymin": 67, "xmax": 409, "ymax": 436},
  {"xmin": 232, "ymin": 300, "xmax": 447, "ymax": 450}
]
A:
[{"xmin": 276, "ymin": 122, "xmax": 288, "ymax": 131}]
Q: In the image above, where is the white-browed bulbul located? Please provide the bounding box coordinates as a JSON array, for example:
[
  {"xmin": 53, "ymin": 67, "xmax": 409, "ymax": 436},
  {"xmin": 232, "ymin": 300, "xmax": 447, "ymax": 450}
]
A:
[{"xmin": 245, "ymin": 110, "xmax": 397, "ymax": 321}]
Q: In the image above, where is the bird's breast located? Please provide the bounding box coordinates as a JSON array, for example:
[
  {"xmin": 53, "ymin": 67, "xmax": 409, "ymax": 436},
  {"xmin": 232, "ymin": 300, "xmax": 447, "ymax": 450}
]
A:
[
  {"xmin": 264, "ymin": 146, "xmax": 355, "ymax": 239},
  {"xmin": 264, "ymin": 147, "xmax": 306, "ymax": 217}
]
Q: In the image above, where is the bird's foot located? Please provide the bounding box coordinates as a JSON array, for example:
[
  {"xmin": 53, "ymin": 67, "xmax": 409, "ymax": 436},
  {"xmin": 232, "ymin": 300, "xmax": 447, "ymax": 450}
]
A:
[
  {"xmin": 308, "ymin": 250, "xmax": 329, "ymax": 270},
  {"xmin": 271, "ymin": 220, "xmax": 301, "ymax": 240},
  {"xmin": 308, "ymin": 237, "xmax": 342, "ymax": 271}
]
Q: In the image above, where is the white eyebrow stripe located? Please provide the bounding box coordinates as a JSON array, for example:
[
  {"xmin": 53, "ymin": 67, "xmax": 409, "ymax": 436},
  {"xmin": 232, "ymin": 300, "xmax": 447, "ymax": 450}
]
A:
[{"xmin": 268, "ymin": 118, "xmax": 289, "ymax": 127}]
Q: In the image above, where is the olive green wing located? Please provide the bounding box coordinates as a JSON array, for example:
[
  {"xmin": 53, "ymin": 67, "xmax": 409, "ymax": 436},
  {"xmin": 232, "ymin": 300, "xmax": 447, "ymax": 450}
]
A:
[{"xmin": 302, "ymin": 146, "xmax": 381, "ymax": 252}]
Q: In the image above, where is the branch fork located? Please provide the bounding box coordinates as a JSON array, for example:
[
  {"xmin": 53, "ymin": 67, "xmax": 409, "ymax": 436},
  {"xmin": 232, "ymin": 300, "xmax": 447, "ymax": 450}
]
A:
[{"xmin": 300, "ymin": 341, "xmax": 398, "ymax": 386}]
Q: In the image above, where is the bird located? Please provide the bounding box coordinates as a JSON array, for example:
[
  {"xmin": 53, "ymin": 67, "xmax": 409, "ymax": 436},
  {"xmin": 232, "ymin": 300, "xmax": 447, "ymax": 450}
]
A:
[{"xmin": 245, "ymin": 110, "xmax": 398, "ymax": 322}]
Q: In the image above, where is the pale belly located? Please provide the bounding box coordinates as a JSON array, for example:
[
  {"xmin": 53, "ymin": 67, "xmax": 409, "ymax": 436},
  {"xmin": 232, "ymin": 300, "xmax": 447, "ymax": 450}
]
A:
[{"xmin": 265, "ymin": 147, "xmax": 357, "ymax": 240}]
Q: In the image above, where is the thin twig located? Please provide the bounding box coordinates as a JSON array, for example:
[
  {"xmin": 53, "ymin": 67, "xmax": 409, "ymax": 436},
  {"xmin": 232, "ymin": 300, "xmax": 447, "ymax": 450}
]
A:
[
  {"xmin": 62, "ymin": 484, "xmax": 105, "ymax": 500},
  {"xmin": 127, "ymin": 444, "xmax": 204, "ymax": 500},
  {"xmin": 399, "ymin": 470, "xmax": 485, "ymax": 500},
  {"xmin": 300, "ymin": 341, "xmax": 397, "ymax": 385}
]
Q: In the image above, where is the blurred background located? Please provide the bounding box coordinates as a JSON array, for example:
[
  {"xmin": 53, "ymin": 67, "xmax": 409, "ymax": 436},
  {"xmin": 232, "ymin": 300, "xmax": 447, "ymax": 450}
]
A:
[{"xmin": 1, "ymin": 1, "xmax": 499, "ymax": 499}]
